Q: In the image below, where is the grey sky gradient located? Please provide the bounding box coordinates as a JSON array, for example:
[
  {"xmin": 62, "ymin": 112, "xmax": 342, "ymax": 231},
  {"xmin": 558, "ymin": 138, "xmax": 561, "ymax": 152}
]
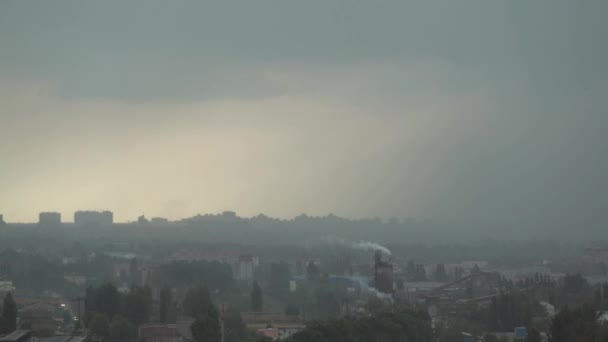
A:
[{"xmin": 0, "ymin": 1, "xmax": 606, "ymax": 232}]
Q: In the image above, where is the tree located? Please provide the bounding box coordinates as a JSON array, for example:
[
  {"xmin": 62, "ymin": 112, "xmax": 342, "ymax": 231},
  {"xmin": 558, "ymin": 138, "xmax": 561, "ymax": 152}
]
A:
[
  {"xmin": 287, "ymin": 308, "xmax": 433, "ymax": 342},
  {"xmin": 96, "ymin": 283, "xmax": 121, "ymax": 319},
  {"xmin": 550, "ymin": 304, "xmax": 599, "ymax": 342},
  {"xmin": 89, "ymin": 313, "xmax": 110, "ymax": 338},
  {"xmin": 191, "ymin": 306, "xmax": 221, "ymax": 342},
  {"xmin": 159, "ymin": 285, "xmax": 172, "ymax": 323},
  {"xmin": 563, "ymin": 273, "xmax": 588, "ymax": 294},
  {"xmin": 251, "ymin": 281, "xmax": 263, "ymax": 312},
  {"xmin": 488, "ymin": 291, "xmax": 540, "ymax": 332},
  {"xmin": 184, "ymin": 285, "xmax": 212, "ymax": 317},
  {"xmin": 110, "ymin": 315, "xmax": 135, "ymax": 340},
  {"xmin": 1, "ymin": 293, "xmax": 17, "ymax": 334},
  {"xmin": 124, "ymin": 286, "xmax": 152, "ymax": 325},
  {"xmin": 223, "ymin": 309, "xmax": 249, "ymax": 342},
  {"xmin": 269, "ymin": 262, "xmax": 291, "ymax": 294},
  {"xmin": 525, "ymin": 328, "xmax": 541, "ymax": 342}
]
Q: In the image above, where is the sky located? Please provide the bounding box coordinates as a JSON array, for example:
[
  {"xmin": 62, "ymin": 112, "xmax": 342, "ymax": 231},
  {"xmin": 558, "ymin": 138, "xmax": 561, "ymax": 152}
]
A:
[{"xmin": 0, "ymin": 1, "xmax": 607, "ymax": 231}]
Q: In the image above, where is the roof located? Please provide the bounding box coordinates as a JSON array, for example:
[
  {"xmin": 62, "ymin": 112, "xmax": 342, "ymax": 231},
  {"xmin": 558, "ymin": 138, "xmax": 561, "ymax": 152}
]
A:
[
  {"xmin": 19, "ymin": 302, "xmax": 59, "ymax": 319},
  {"xmin": 247, "ymin": 323, "xmax": 306, "ymax": 329},
  {"xmin": 241, "ymin": 312, "xmax": 302, "ymax": 324},
  {"xmin": 0, "ymin": 330, "xmax": 31, "ymax": 342},
  {"xmin": 35, "ymin": 335, "xmax": 86, "ymax": 342},
  {"xmin": 139, "ymin": 323, "xmax": 192, "ymax": 340}
]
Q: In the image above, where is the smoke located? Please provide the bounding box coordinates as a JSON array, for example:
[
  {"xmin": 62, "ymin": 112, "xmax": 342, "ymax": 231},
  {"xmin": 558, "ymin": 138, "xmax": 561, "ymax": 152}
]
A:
[
  {"xmin": 353, "ymin": 241, "xmax": 391, "ymax": 255},
  {"xmin": 322, "ymin": 236, "xmax": 391, "ymax": 255},
  {"xmin": 366, "ymin": 287, "xmax": 394, "ymax": 302}
]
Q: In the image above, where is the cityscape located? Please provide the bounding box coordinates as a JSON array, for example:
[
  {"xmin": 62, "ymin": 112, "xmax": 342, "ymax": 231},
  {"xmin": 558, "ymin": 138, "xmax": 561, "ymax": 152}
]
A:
[
  {"xmin": 1, "ymin": 1, "xmax": 607, "ymax": 342},
  {"xmin": 1, "ymin": 210, "xmax": 608, "ymax": 341}
]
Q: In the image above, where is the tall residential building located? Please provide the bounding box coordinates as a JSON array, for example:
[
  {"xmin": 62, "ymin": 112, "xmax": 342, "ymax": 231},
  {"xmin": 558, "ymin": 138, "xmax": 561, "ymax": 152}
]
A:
[
  {"xmin": 237, "ymin": 255, "xmax": 257, "ymax": 280},
  {"xmin": 39, "ymin": 212, "xmax": 61, "ymax": 225},
  {"xmin": 74, "ymin": 210, "xmax": 113, "ymax": 226}
]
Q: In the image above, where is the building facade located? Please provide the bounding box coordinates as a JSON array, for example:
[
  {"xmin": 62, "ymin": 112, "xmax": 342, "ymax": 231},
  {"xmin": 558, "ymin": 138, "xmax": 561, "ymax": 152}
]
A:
[
  {"xmin": 74, "ymin": 211, "xmax": 113, "ymax": 226},
  {"xmin": 39, "ymin": 212, "xmax": 61, "ymax": 225}
]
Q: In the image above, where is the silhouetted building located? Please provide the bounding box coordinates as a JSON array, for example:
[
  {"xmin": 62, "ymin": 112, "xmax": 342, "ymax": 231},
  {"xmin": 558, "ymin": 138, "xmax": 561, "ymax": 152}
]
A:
[
  {"xmin": 0, "ymin": 214, "xmax": 5, "ymax": 225},
  {"xmin": 374, "ymin": 251, "xmax": 394, "ymax": 294},
  {"xmin": 151, "ymin": 217, "xmax": 169, "ymax": 224},
  {"xmin": 38, "ymin": 212, "xmax": 61, "ymax": 225},
  {"xmin": 74, "ymin": 210, "xmax": 113, "ymax": 226}
]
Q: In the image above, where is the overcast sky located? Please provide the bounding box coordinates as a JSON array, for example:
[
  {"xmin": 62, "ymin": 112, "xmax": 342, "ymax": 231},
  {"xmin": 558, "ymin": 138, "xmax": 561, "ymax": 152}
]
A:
[{"xmin": 1, "ymin": 1, "xmax": 606, "ymax": 231}]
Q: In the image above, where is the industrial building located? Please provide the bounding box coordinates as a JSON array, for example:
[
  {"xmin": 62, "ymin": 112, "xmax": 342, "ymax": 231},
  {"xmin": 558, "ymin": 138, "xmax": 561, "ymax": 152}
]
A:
[
  {"xmin": 374, "ymin": 251, "xmax": 394, "ymax": 294},
  {"xmin": 39, "ymin": 212, "xmax": 61, "ymax": 225}
]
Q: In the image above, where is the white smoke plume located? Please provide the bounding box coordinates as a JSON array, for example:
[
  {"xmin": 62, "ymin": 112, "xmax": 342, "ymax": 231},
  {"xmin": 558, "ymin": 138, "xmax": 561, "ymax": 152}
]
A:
[
  {"xmin": 322, "ymin": 236, "xmax": 391, "ymax": 255},
  {"xmin": 353, "ymin": 241, "xmax": 391, "ymax": 255}
]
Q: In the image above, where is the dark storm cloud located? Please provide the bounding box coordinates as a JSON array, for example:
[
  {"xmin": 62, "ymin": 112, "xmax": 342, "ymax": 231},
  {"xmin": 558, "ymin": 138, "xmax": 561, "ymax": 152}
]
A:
[
  {"xmin": 0, "ymin": 0, "xmax": 606, "ymax": 235},
  {"xmin": 1, "ymin": 0, "xmax": 606, "ymax": 102}
]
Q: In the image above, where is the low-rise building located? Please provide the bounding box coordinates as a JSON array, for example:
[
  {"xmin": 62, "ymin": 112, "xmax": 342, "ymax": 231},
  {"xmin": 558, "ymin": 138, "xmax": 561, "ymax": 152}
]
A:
[
  {"xmin": 138, "ymin": 319, "xmax": 193, "ymax": 342},
  {"xmin": 242, "ymin": 312, "xmax": 304, "ymax": 340},
  {"xmin": 19, "ymin": 303, "xmax": 62, "ymax": 336}
]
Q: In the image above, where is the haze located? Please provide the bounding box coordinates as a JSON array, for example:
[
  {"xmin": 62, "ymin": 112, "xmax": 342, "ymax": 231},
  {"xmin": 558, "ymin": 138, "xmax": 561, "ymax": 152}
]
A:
[{"xmin": 1, "ymin": 1, "xmax": 606, "ymax": 236}]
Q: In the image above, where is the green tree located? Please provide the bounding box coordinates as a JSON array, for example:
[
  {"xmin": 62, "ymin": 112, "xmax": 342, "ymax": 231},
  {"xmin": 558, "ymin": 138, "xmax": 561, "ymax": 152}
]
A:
[
  {"xmin": 84, "ymin": 285, "xmax": 97, "ymax": 327},
  {"xmin": 159, "ymin": 285, "xmax": 172, "ymax": 323},
  {"xmin": 1, "ymin": 292, "xmax": 17, "ymax": 334},
  {"xmin": 525, "ymin": 328, "xmax": 541, "ymax": 342},
  {"xmin": 110, "ymin": 315, "xmax": 135, "ymax": 340},
  {"xmin": 550, "ymin": 304, "xmax": 599, "ymax": 342},
  {"xmin": 223, "ymin": 309, "xmax": 248, "ymax": 342},
  {"xmin": 96, "ymin": 283, "xmax": 121, "ymax": 319},
  {"xmin": 184, "ymin": 285, "xmax": 212, "ymax": 317},
  {"xmin": 269, "ymin": 262, "xmax": 291, "ymax": 295},
  {"xmin": 191, "ymin": 306, "xmax": 221, "ymax": 342},
  {"xmin": 90, "ymin": 313, "xmax": 110, "ymax": 338},
  {"xmin": 124, "ymin": 286, "xmax": 152, "ymax": 325},
  {"xmin": 563, "ymin": 273, "xmax": 588, "ymax": 294},
  {"xmin": 488, "ymin": 291, "xmax": 540, "ymax": 332},
  {"xmin": 287, "ymin": 308, "xmax": 433, "ymax": 342},
  {"xmin": 251, "ymin": 281, "xmax": 263, "ymax": 312}
]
